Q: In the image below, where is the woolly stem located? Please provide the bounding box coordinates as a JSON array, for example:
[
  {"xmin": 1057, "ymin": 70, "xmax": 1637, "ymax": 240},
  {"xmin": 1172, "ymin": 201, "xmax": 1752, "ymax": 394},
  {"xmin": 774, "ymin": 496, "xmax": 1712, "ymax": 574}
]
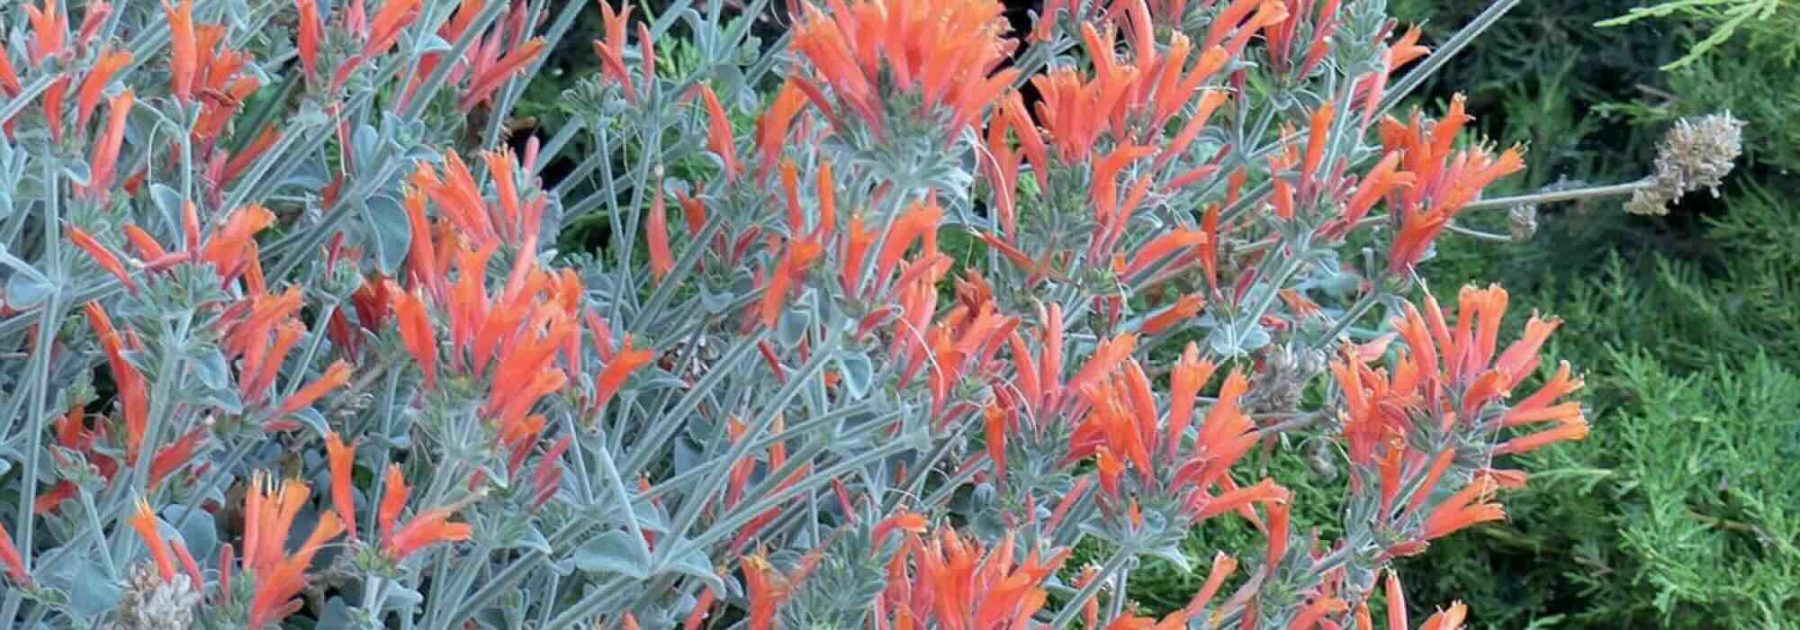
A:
[{"xmin": 1463, "ymin": 178, "xmax": 1652, "ymax": 212}]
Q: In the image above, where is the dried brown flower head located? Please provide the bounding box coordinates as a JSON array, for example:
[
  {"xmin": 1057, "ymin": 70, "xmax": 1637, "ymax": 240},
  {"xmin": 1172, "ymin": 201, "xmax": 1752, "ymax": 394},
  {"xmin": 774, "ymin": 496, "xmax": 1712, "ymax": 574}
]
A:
[{"xmin": 1626, "ymin": 113, "xmax": 1746, "ymax": 216}]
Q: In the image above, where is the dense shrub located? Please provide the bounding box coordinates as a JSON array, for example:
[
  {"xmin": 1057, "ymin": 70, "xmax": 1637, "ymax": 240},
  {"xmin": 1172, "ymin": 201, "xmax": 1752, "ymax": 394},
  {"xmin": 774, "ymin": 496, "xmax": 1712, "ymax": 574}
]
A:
[
  {"xmin": 0, "ymin": 0, "xmax": 1702, "ymax": 627},
  {"xmin": 1320, "ymin": 2, "xmax": 1799, "ymax": 626},
  {"xmin": 1388, "ymin": 184, "xmax": 1800, "ymax": 629}
]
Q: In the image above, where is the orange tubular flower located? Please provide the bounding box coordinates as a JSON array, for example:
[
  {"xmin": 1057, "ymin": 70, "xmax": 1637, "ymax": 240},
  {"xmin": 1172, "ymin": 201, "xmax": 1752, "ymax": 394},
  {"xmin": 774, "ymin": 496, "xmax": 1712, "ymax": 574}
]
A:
[
  {"xmin": 128, "ymin": 500, "xmax": 177, "ymax": 582},
  {"xmin": 755, "ymin": 79, "xmax": 809, "ymax": 175},
  {"xmin": 147, "ymin": 428, "xmax": 206, "ymax": 488},
  {"xmin": 590, "ymin": 336, "xmax": 655, "ymax": 410},
  {"xmin": 81, "ymin": 89, "xmax": 132, "ymax": 201},
  {"xmin": 296, "ymin": 0, "xmax": 322, "ymax": 82},
  {"xmin": 274, "ymin": 360, "xmax": 352, "ymax": 417},
  {"xmin": 1500, "ymin": 362, "xmax": 1584, "ymax": 430},
  {"xmin": 84, "ymin": 302, "xmax": 150, "ymax": 463},
  {"xmin": 199, "ymin": 204, "xmax": 277, "ymax": 286},
  {"xmin": 382, "ymin": 507, "xmax": 472, "ymax": 561},
  {"xmin": 365, "ymin": 0, "xmax": 422, "ymax": 57},
  {"xmin": 1331, "ymin": 150, "xmax": 1413, "ymax": 238},
  {"xmin": 645, "ymin": 182, "xmax": 674, "ymax": 280},
  {"xmin": 1383, "ymin": 571, "xmax": 1409, "ymax": 630},
  {"xmin": 458, "ymin": 38, "xmax": 547, "ymax": 112},
  {"xmin": 377, "ymin": 464, "xmax": 472, "ymax": 561},
  {"xmin": 0, "ymin": 42, "xmax": 21, "ymax": 97},
  {"xmin": 592, "ymin": 0, "xmax": 638, "ymax": 103},
  {"xmin": 880, "ymin": 528, "xmax": 1068, "ymax": 628},
  {"xmin": 1420, "ymin": 474, "xmax": 1505, "ymax": 541},
  {"xmin": 325, "ymin": 432, "xmax": 358, "ymax": 541},
  {"xmin": 1140, "ymin": 294, "xmax": 1205, "ymax": 335},
  {"xmin": 870, "ymin": 200, "xmax": 944, "ymax": 293},
  {"xmin": 401, "ymin": 189, "xmax": 441, "ymax": 297},
  {"xmin": 480, "ymin": 150, "xmax": 545, "ymax": 246},
  {"xmin": 241, "ymin": 474, "xmax": 344, "ymax": 630},
  {"xmin": 1358, "ymin": 26, "xmax": 1430, "ymax": 122},
  {"xmin": 1380, "ymin": 96, "xmax": 1525, "ymax": 275},
  {"xmin": 186, "ymin": 26, "xmax": 261, "ymax": 147},
  {"xmin": 1165, "ymin": 343, "xmax": 1215, "ymax": 458},
  {"xmin": 696, "ymin": 84, "xmax": 739, "ymax": 181},
  {"xmin": 683, "ymin": 587, "xmax": 718, "ymax": 630},
  {"xmin": 25, "ymin": 1, "xmax": 67, "ymax": 64},
  {"xmin": 1418, "ymin": 603, "xmax": 1469, "ymax": 630},
  {"xmin": 790, "ymin": 0, "xmax": 1018, "ymax": 139},
  {"xmin": 1122, "ymin": 228, "xmax": 1206, "ymax": 281},
  {"xmin": 1189, "ymin": 373, "xmax": 1263, "ymax": 485},
  {"xmin": 74, "ymin": 48, "xmax": 129, "ymax": 131},
  {"xmin": 392, "ymin": 285, "xmax": 440, "ymax": 388},
  {"xmin": 758, "ymin": 238, "xmax": 823, "ymax": 328},
  {"xmin": 66, "ymin": 224, "xmax": 136, "ymax": 292},
  {"xmin": 1191, "ymin": 477, "xmax": 1290, "ymax": 521},
  {"xmin": 164, "ymin": 0, "xmax": 196, "ymax": 101},
  {"xmin": 742, "ymin": 553, "xmax": 797, "ymax": 629},
  {"xmin": 0, "ymin": 521, "xmax": 29, "ymax": 587}
]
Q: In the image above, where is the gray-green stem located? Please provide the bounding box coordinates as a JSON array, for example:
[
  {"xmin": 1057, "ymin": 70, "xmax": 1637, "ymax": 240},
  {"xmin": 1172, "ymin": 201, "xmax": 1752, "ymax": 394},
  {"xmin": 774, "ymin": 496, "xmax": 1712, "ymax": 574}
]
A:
[{"xmin": 1462, "ymin": 178, "xmax": 1651, "ymax": 212}]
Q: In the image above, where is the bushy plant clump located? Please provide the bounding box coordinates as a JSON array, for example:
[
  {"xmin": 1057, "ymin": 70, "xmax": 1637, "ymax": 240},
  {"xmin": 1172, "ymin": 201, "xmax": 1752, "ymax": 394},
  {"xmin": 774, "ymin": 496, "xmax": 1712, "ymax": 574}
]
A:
[
  {"xmin": 0, "ymin": 0, "xmax": 1635, "ymax": 627},
  {"xmin": 1291, "ymin": 2, "xmax": 1796, "ymax": 625}
]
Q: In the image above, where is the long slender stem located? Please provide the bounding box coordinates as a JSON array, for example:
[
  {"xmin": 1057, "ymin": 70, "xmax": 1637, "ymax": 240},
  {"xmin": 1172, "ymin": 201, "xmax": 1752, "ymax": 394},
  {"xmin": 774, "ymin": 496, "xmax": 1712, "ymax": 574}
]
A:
[
  {"xmin": 1377, "ymin": 0, "xmax": 1523, "ymax": 118},
  {"xmin": 1050, "ymin": 541, "xmax": 1137, "ymax": 627},
  {"xmin": 1462, "ymin": 179, "xmax": 1650, "ymax": 212}
]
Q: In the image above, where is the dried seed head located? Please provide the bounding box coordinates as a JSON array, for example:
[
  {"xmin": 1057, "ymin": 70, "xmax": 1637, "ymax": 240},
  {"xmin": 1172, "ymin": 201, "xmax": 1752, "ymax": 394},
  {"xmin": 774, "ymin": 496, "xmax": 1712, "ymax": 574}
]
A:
[
  {"xmin": 1507, "ymin": 204, "xmax": 1539, "ymax": 242},
  {"xmin": 111, "ymin": 564, "xmax": 200, "ymax": 630},
  {"xmin": 1307, "ymin": 438, "xmax": 1339, "ymax": 481},
  {"xmin": 1626, "ymin": 113, "xmax": 1745, "ymax": 216},
  {"xmin": 1247, "ymin": 346, "xmax": 1327, "ymax": 416}
]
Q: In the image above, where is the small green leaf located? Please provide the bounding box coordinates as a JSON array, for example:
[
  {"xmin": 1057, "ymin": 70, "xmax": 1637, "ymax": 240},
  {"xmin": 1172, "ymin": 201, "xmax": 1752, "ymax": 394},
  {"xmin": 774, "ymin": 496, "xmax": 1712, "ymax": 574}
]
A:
[
  {"xmin": 46, "ymin": 555, "xmax": 120, "ymax": 619},
  {"xmin": 836, "ymin": 351, "xmax": 874, "ymax": 400},
  {"xmin": 150, "ymin": 184, "xmax": 184, "ymax": 224},
  {"xmin": 663, "ymin": 545, "xmax": 726, "ymax": 594},
  {"xmin": 161, "ymin": 504, "xmax": 219, "ymax": 561},
  {"xmin": 498, "ymin": 521, "xmax": 553, "ymax": 555},
  {"xmin": 1207, "ymin": 319, "xmax": 1271, "ymax": 358},
  {"xmin": 362, "ymin": 195, "xmax": 412, "ymax": 275},
  {"xmin": 572, "ymin": 530, "xmax": 651, "ymax": 579},
  {"xmin": 61, "ymin": 162, "xmax": 91, "ymax": 186},
  {"xmin": 383, "ymin": 584, "xmax": 425, "ymax": 614},
  {"xmin": 193, "ymin": 349, "xmax": 230, "ymax": 391},
  {"xmin": 4, "ymin": 272, "xmax": 53, "ymax": 310}
]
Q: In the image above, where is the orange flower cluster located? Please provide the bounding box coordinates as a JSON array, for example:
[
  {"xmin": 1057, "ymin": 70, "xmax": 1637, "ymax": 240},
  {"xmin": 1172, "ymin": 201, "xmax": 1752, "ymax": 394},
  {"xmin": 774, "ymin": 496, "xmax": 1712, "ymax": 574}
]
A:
[
  {"xmin": 392, "ymin": 149, "xmax": 650, "ymax": 475},
  {"xmin": 1263, "ymin": 0, "xmax": 1343, "ymax": 78},
  {"xmin": 1332, "ymin": 285, "xmax": 1585, "ymax": 550},
  {"xmin": 41, "ymin": 408, "xmax": 203, "ymax": 514},
  {"xmin": 3, "ymin": 0, "xmax": 116, "ymax": 144},
  {"xmin": 591, "ymin": 0, "xmax": 654, "ymax": 104},
  {"xmin": 741, "ymin": 547, "xmax": 828, "ymax": 629},
  {"xmin": 789, "ymin": 0, "xmax": 1019, "ymax": 139},
  {"xmin": 31, "ymin": 309, "xmax": 208, "ymax": 515},
  {"xmin": 164, "ymin": 0, "xmax": 263, "ymax": 146},
  {"xmin": 376, "ymin": 463, "xmax": 473, "ymax": 561},
  {"xmin": 410, "ymin": 0, "xmax": 547, "ymax": 111},
  {"xmin": 1378, "ymin": 97, "xmax": 1526, "ymax": 274},
  {"xmin": 723, "ymin": 416, "xmax": 812, "ymax": 554},
  {"xmin": 296, "ymin": 0, "xmax": 538, "ymax": 111},
  {"xmin": 1067, "ymin": 342, "xmax": 1287, "ymax": 524},
  {"xmin": 1353, "ymin": 573, "xmax": 1468, "ymax": 630},
  {"xmin": 876, "ymin": 529, "xmax": 1068, "ymax": 629},
  {"xmin": 237, "ymin": 474, "xmax": 345, "ymax": 629},
  {"xmin": 215, "ymin": 284, "xmax": 354, "ymax": 426},
  {"xmin": 894, "ymin": 270, "xmax": 1018, "ymax": 421}
]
